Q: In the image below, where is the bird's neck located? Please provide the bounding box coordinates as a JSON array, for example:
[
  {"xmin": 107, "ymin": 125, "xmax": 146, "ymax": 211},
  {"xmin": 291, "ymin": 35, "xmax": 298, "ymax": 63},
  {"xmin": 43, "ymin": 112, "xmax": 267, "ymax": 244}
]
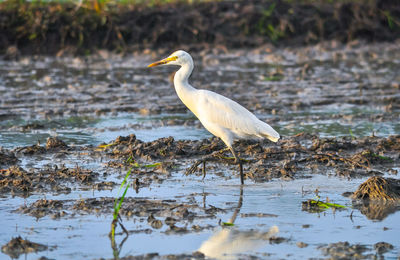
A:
[{"xmin": 174, "ymin": 62, "xmax": 198, "ymax": 112}]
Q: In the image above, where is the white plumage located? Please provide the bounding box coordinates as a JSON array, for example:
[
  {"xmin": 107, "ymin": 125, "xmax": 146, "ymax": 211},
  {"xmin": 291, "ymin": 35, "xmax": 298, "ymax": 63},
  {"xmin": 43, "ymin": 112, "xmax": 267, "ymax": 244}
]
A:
[{"xmin": 148, "ymin": 50, "xmax": 280, "ymax": 184}]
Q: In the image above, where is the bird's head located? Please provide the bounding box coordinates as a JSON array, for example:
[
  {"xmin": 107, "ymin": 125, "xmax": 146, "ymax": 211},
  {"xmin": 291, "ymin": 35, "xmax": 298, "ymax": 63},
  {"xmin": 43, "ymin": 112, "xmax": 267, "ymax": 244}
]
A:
[{"xmin": 148, "ymin": 50, "xmax": 192, "ymax": 68}]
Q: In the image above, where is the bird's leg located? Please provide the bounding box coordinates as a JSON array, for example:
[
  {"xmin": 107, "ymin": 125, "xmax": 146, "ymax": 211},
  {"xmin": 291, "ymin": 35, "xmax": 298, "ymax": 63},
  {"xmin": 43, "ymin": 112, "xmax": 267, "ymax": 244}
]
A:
[
  {"xmin": 228, "ymin": 147, "xmax": 244, "ymax": 185},
  {"xmin": 202, "ymin": 160, "xmax": 206, "ymax": 180}
]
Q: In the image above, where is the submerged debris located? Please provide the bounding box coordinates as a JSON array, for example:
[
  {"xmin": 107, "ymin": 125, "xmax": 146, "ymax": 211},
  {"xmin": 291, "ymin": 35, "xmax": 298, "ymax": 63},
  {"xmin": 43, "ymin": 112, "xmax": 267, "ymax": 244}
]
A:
[
  {"xmin": 13, "ymin": 143, "xmax": 46, "ymax": 155},
  {"xmin": 302, "ymin": 199, "xmax": 346, "ymax": 213},
  {"xmin": 1, "ymin": 236, "xmax": 48, "ymax": 258},
  {"xmin": 318, "ymin": 242, "xmax": 374, "ymax": 259},
  {"xmin": 374, "ymin": 242, "xmax": 394, "ymax": 255},
  {"xmin": 0, "ymin": 148, "xmax": 18, "ymax": 167},
  {"xmin": 17, "ymin": 199, "xmax": 65, "ymax": 219},
  {"xmin": 116, "ymin": 252, "xmax": 205, "ymax": 260},
  {"xmin": 46, "ymin": 136, "xmax": 69, "ymax": 150}
]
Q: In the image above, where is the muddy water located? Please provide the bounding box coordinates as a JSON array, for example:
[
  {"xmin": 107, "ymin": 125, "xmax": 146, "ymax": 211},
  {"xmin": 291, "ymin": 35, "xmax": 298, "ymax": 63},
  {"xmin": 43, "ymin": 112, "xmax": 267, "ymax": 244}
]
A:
[{"xmin": 1, "ymin": 41, "xmax": 400, "ymax": 259}]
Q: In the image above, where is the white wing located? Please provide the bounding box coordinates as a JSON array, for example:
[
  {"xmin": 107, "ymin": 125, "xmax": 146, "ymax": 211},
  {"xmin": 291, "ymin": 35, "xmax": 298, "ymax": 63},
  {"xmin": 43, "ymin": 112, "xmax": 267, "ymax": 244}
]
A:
[{"xmin": 191, "ymin": 89, "xmax": 280, "ymax": 143}]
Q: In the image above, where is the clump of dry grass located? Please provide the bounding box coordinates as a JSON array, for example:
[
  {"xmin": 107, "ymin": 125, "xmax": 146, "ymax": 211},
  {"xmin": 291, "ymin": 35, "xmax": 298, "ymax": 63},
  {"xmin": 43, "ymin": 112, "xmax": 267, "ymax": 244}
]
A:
[{"xmin": 352, "ymin": 176, "xmax": 400, "ymax": 201}]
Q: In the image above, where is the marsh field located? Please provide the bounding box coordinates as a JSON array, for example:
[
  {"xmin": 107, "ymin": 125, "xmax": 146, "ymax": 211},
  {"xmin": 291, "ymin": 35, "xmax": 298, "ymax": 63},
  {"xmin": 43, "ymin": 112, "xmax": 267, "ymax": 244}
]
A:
[{"xmin": 0, "ymin": 0, "xmax": 400, "ymax": 259}]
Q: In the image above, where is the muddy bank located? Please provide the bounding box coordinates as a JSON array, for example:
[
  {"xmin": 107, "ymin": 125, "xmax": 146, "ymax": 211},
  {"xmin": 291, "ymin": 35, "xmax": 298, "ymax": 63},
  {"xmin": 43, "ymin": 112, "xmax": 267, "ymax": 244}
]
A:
[
  {"xmin": 1, "ymin": 133, "xmax": 399, "ymax": 258},
  {"xmin": 2, "ymin": 134, "xmax": 399, "ymax": 197},
  {"xmin": 102, "ymin": 133, "xmax": 400, "ymax": 183},
  {"xmin": 0, "ymin": 0, "xmax": 399, "ymax": 56},
  {"xmin": 1, "ymin": 41, "xmax": 399, "ymax": 137},
  {"xmin": 0, "ymin": 137, "xmax": 114, "ymax": 196}
]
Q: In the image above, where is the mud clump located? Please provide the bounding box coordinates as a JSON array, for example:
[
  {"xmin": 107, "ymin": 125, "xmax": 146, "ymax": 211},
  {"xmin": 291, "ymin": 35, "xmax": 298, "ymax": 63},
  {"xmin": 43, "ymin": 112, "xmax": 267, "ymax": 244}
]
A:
[
  {"xmin": 0, "ymin": 166, "xmax": 33, "ymax": 194},
  {"xmin": 318, "ymin": 241, "xmax": 374, "ymax": 259},
  {"xmin": 103, "ymin": 134, "xmax": 400, "ymax": 184},
  {"xmin": 72, "ymin": 197, "xmax": 201, "ymax": 222},
  {"xmin": 106, "ymin": 134, "xmax": 221, "ymax": 161},
  {"xmin": 352, "ymin": 176, "xmax": 400, "ymax": 201},
  {"xmin": 17, "ymin": 199, "xmax": 66, "ymax": 219},
  {"xmin": 18, "ymin": 196, "xmax": 221, "ymax": 231},
  {"xmin": 46, "ymin": 136, "xmax": 69, "ymax": 150},
  {"xmin": 1, "ymin": 236, "xmax": 48, "ymax": 258},
  {"xmin": 14, "ymin": 143, "xmax": 46, "ymax": 155},
  {"xmin": 245, "ymin": 134, "xmax": 400, "ymax": 182},
  {"xmin": 374, "ymin": 242, "xmax": 394, "ymax": 255},
  {"xmin": 319, "ymin": 241, "xmax": 395, "ymax": 258},
  {"xmin": 0, "ymin": 148, "xmax": 18, "ymax": 167},
  {"xmin": 14, "ymin": 137, "xmax": 69, "ymax": 155},
  {"xmin": 0, "ymin": 164, "xmax": 102, "ymax": 196}
]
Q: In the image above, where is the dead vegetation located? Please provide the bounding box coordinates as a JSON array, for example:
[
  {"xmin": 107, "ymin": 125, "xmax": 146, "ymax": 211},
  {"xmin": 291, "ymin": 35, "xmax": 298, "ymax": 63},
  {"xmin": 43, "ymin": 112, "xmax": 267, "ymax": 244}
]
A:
[
  {"xmin": 0, "ymin": 164, "xmax": 105, "ymax": 196},
  {"xmin": 351, "ymin": 176, "xmax": 400, "ymax": 220},
  {"xmin": 99, "ymin": 133, "xmax": 400, "ymax": 187},
  {"xmin": 352, "ymin": 176, "xmax": 400, "ymax": 201},
  {"xmin": 3, "ymin": 134, "xmax": 399, "ymax": 198}
]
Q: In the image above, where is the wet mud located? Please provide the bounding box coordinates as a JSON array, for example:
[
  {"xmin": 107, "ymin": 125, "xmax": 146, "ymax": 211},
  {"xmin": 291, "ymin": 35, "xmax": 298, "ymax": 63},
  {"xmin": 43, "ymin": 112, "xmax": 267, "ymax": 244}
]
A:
[
  {"xmin": 1, "ymin": 41, "xmax": 399, "ymax": 136},
  {"xmin": 5, "ymin": 132, "xmax": 393, "ymax": 198},
  {"xmin": 1, "ymin": 42, "xmax": 399, "ymax": 258},
  {"xmin": 0, "ymin": 137, "xmax": 112, "ymax": 196},
  {"xmin": 3, "ymin": 133, "xmax": 400, "ymax": 208},
  {"xmin": 2, "ymin": 132, "xmax": 399, "ymax": 258},
  {"xmin": 102, "ymin": 133, "xmax": 400, "ymax": 184},
  {"xmin": 318, "ymin": 241, "xmax": 395, "ymax": 259}
]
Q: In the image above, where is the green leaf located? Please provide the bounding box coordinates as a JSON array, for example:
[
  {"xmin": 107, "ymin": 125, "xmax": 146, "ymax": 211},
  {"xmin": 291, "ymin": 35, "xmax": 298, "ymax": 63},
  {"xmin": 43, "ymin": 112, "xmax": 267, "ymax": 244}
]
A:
[{"xmin": 29, "ymin": 33, "xmax": 37, "ymax": 40}]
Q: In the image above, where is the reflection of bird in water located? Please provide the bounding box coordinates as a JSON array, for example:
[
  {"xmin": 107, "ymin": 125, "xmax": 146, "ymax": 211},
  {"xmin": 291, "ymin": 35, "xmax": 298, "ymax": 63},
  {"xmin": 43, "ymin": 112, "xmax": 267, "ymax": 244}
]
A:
[
  {"xmin": 198, "ymin": 226, "xmax": 279, "ymax": 259},
  {"xmin": 197, "ymin": 186, "xmax": 279, "ymax": 259},
  {"xmin": 148, "ymin": 50, "xmax": 280, "ymax": 184}
]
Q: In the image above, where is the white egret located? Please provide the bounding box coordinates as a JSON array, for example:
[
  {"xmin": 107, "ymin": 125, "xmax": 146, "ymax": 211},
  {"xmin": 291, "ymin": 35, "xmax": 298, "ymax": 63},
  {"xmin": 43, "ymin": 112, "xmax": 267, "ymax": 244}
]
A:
[{"xmin": 148, "ymin": 50, "xmax": 280, "ymax": 184}]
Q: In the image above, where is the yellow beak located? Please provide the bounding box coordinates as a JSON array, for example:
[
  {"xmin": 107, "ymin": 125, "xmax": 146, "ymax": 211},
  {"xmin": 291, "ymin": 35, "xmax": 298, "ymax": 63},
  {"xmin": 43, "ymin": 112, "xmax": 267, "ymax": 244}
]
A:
[{"xmin": 148, "ymin": 56, "xmax": 177, "ymax": 67}]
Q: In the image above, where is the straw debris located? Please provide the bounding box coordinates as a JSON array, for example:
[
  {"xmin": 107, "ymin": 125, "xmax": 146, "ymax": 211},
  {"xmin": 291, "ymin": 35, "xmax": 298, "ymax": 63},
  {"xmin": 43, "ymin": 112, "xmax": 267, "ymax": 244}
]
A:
[{"xmin": 352, "ymin": 176, "xmax": 400, "ymax": 201}]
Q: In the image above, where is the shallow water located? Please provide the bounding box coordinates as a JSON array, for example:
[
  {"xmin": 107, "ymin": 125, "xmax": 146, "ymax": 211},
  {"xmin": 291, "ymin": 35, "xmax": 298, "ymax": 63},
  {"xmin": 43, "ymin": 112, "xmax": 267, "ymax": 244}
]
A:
[
  {"xmin": 1, "ymin": 41, "xmax": 400, "ymax": 259},
  {"xmin": 1, "ymin": 175, "xmax": 399, "ymax": 259}
]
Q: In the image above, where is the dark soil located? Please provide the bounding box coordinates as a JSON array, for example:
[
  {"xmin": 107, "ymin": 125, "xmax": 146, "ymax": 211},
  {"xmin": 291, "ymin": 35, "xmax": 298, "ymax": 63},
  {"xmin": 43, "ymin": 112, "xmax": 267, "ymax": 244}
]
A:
[
  {"xmin": 0, "ymin": 0, "xmax": 399, "ymax": 56},
  {"xmin": 0, "ymin": 148, "xmax": 18, "ymax": 167},
  {"xmin": 16, "ymin": 195, "xmax": 224, "ymax": 234},
  {"xmin": 2, "ymin": 134, "xmax": 399, "ymax": 197},
  {"xmin": 0, "ymin": 137, "xmax": 114, "ymax": 196},
  {"xmin": 102, "ymin": 133, "xmax": 400, "ymax": 183},
  {"xmin": 2, "ymin": 133, "xmax": 399, "ymax": 257}
]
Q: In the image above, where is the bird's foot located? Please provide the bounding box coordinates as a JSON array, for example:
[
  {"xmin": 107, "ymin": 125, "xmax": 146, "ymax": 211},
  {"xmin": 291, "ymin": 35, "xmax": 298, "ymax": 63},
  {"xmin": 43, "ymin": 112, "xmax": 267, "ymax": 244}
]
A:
[
  {"xmin": 185, "ymin": 160, "xmax": 203, "ymax": 176},
  {"xmin": 185, "ymin": 155, "xmax": 217, "ymax": 178}
]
